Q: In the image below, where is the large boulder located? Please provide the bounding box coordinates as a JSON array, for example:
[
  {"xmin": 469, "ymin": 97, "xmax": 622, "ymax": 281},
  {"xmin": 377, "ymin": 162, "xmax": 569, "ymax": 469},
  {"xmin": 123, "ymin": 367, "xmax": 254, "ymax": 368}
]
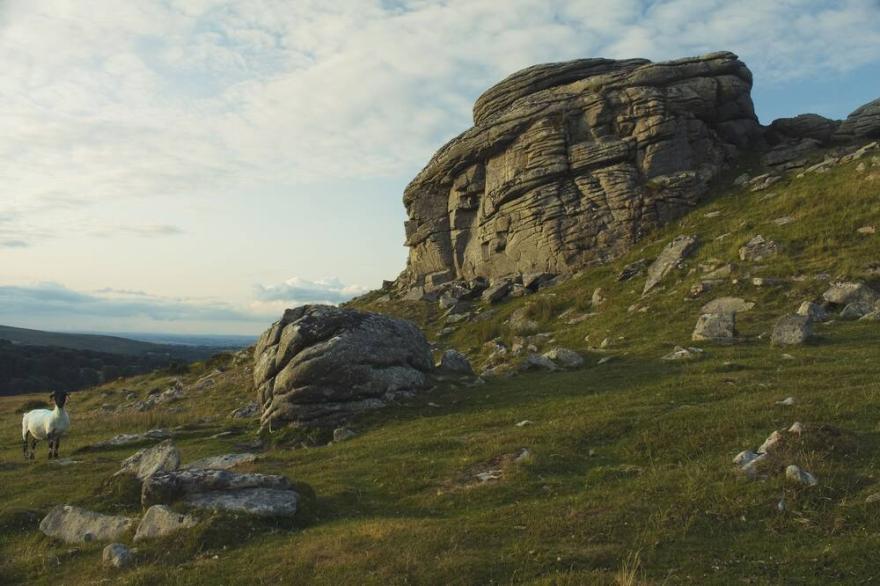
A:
[
  {"xmin": 837, "ymin": 98, "xmax": 880, "ymax": 140},
  {"xmin": 768, "ymin": 114, "xmax": 840, "ymax": 145},
  {"xmin": 39, "ymin": 505, "xmax": 134, "ymax": 544},
  {"xmin": 253, "ymin": 305, "xmax": 433, "ymax": 429},
  {"xmin": 134, "ymin": 505, "xmax": 197, "ymax": 541},
  {"xmin": 692, "ymin": 313, "xmax": 736, "ymax": 343},
  {"xmin": 397, "ymin": 52, "xmax": 760, "ymax": 290},
  {"xmin": 771, "ymin": 315, "xmax": 813, "ymax": 346}
]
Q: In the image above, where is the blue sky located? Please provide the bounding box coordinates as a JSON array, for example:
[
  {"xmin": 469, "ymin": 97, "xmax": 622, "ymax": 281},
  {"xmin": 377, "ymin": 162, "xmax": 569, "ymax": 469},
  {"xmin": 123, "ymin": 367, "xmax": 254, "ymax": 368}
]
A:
[{"xmin": 1, "ymin": 0, "xmax": 879, "ymax": 335}]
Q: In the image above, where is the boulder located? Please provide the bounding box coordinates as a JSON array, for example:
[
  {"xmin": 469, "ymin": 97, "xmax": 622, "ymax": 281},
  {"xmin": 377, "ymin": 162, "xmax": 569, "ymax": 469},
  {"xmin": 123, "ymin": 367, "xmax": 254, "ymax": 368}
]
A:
[
  {"xmin": 184, "ymin": 453, "xmax": 258, "ymax": 471},
  {"xmin": 185, "ymin": 489, "xmax": 299, "ymax": 517},
  {"xmin": 40, "ymin": 505, "xmax": 134, "ymax": 544},
  {"xmin": 836, "ymin": 98, "xmax": 880, "ymax": 140},
  {"xmin": 332, "ymin": 427, "xmax": 357, "ymax": 442},
  {"xmin": 542, "ymin": 347, "xmax": 584, "ymax": 368},
  {"xmin": 691, "ymin": 313, "xmax": 736, "ymax": 342},
  {"xmin": 253, "ymin": 305, "xmax": 433, "ymax": 429},
  {"xmin": 115, "ymin": 439, "xmax": 180, "ymax": 480},
  {"xmin": 771, "ymin": 315, "xmax": 813, "ymax": 346},
  {"xmin": 785, "ymin": 465, "xmax": 818, "ymax": 487},
  {"xmin": 738, "ymin": 235, "xmax": 780, "ymax": 262},
  {"xmin": 700, "ymin": 297, "xmax": 754, "ymax": 314},
  {"xmin": 822, "ymin": 282, "xmax": 880, "ymax": 306},
  {"xmin": 522, "ymin": 272, "xmax": 554, "ymax": 291},
  {"xmin": 522, "ymin": 353, "xmax": 558, "ymax": 371},
  {"xmin": 134, "ymin": 505, "xmax": 197, "ymax": 541},
  {"xmin": 230, "ymin": 401, "xmax": 260, "ymax": 419},
  {"xmin": 643, "ymin": 235, "xmax": 699, "ymax": 293},
  {"xmin": 398, "ymin": 52, "xmax": 760, "ymax": 290},
  {"xmin": 763, "ymin": 138, "xmax": 822, "ymax": 168},
  {"xmin": 617, "ymin": 259, "xmax": 648, "ymax": 281},
  {"xmin": 591, "ymin": 287, "xmax": 606, "ymax": 306},
  {"xmin": 438, "ymin": 349, "xmax": 474, "ymax": 375},
  {"xmin": 103, "ymin": 543, "xmax": 134, "ymax": 569},
  {"xmin": 661, "ymin": 346, "xmax": 704, "ymax": 361}
]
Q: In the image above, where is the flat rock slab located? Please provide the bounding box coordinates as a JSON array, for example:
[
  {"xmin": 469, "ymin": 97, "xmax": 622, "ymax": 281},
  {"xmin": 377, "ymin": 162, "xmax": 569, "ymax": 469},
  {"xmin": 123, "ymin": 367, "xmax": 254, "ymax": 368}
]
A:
[
  {"xmin": 116, "ymin": 439, "xmax": 180, "ymax": 480},
  {"xmin": 40, "ymin": 505, "xmax": 134, "ymax": 544},
  {"xmin": 183, "ymin": 488, "xmax": 298, "ymax": 517},
  {"xmin": 142, "ymin": 468, "xmax": 291, "ymax": 507},
  {"xmin": 644, "ymin": 235, "xmax": 698, "ymax": 293},
  {"xmin": 89, "ymin": 428, "xmax": 173, "ymax": 449},
  {"xmin": 184, "ymin": 453, "xmax": 258, "ymax": 471},
  {"xmin": 701, "ymin": 297, "xmax": 754, "ymax": 314},
  {"xmin": 134, "ymin": 505, "xmax": 197, "ymax": 541}
]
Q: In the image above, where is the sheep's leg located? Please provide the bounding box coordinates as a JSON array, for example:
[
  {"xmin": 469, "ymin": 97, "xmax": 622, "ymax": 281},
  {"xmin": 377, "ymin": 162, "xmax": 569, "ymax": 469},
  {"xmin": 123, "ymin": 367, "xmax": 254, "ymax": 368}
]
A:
[
  {"xmin": 47, "ymin": 437, "xmax": 55, "ymax": 459},
  {"xmin": 52, "ymin": 436, "xmax": 61, "ymax": 459},
  {"xmin": 29, "ymin": 437, "xmax": 37, "ymax": 460},
  {"xmin": 22, "ymin": 431, "xmax": 29, "ymax": 460}
]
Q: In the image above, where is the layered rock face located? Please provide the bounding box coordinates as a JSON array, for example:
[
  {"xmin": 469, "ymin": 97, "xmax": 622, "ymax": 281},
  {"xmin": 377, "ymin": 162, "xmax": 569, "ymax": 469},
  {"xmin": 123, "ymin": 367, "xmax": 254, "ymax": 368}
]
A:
[
  {"xmin": 399, "ymin": 52, "xmax": 761, "ymax": 290},
  {"xmin": 253, "ymin": 305, "xmax": 433, "ymax": 429}
]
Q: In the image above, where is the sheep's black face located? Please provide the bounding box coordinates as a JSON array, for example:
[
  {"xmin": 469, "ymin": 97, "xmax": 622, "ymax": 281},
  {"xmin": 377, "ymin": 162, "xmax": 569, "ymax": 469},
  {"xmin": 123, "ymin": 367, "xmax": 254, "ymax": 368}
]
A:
[{"xmin": 50, "ymin": 391, "xmax": 69, "ymax": 408}]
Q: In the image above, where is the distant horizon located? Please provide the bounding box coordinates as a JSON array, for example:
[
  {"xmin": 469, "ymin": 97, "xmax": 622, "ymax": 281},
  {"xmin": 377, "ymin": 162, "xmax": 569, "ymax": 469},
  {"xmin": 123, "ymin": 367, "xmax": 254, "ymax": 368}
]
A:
[{"xmin": 2, "ymin": 0, "xmax": 879, "ymax": 334}]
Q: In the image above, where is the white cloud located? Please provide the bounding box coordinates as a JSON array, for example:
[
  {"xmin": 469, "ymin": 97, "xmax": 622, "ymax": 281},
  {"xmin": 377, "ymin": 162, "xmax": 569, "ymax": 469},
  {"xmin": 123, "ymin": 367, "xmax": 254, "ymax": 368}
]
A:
[{"xmin": 252, "ymin": 276, "xmax": 369, "ymax": 312}]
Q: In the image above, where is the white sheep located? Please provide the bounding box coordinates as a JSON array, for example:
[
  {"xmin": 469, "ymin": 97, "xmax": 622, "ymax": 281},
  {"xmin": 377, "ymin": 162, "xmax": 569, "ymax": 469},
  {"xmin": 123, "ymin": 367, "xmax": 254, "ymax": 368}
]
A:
[{"xmin": 22, "ymin": 390, "xmax": 71, "ymax": 460}]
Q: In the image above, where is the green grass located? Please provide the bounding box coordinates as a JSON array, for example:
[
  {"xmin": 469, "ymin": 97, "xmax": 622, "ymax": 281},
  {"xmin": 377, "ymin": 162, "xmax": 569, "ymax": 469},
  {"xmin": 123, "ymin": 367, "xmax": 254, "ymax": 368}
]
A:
[{"xmin": 1, "ymin": 161, "xmax": 879, "ymax": 584}]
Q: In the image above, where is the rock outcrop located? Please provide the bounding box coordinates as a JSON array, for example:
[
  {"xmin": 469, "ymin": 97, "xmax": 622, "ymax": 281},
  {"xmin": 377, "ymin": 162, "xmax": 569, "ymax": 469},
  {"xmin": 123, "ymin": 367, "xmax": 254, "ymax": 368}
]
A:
[
  {"xmin": 837, "ymin": 98, "xmax": 880, "ymax": 140},
  {"xmin": 398, "ymin": 51, "xmax": 761, "ymax": 291},
  {"xmin": 253, "ymin": 305, "xmax": 433, "ymax": 429},
  {"xmin": 39, "ymin": 505, "xmax": 134, "ymax": 544}
]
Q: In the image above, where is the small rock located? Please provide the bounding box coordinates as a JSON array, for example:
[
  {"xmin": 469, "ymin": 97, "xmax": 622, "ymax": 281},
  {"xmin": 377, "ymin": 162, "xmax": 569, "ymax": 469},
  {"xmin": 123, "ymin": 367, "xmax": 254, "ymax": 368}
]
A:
[
  {"xmin": 134, "ymin": 505, "xmax": 197, "ymax": 541},
  {"xmin": 482, "ymin": 282, "xmax": 511, "ymax": 304},
  {"xmin": 597, "ymin": 356, "xmax": 613, "ymax": 365},
  {"xmin": 332, "ymin": 428, "xmax": 357, "ymax": 443},
  {"xmin": 866, "ymin": 493, "xmax": 880, "ymax": 504},
  {"xmin": 739, "ymin": 235, "xmax": 781, "ymax": 262},
  {"xmin": 733, "ymin": 173, "xmax": 750, "ymax": 186},
  {"xmin": 102, "ymin": 543, "xmax": 133, "ymax": 569},
  {"xmin": 785, "ymin": 465, "xmax": 818, "ymax": 487},
  {"xmin": 796, "ymin": 301, "xmax": 828, "ymax": 322},
  {"xmin": 643, "ymin": 235, "xmax": 699, "ymax": 293},
  {"xmin": 661, "ymin": 346, "xmax": 704, "ymax": 361},
  {"xmin": 788, "ymin": 422, "xmax": 804, "ymax": 434},
  {"xmin": 773, "ymin": 216, "xmax": 795, "ymax": 226},
  {"xmin": 771, "ymin": 315, "xmax": 812, "ymax": 346},
  {"xmin": 701, "ymin": 297, "xmax": 754, "ymax": 314},
  {"xmin": 115, "ymin": 439, "xmax": 180, "ymax": 481},
  {"xmin": 752, "ymin": 277, "xmax": 786, "ymax": 287},
  {"xmin": 733, "ymin": 450, "xmax": 760, "ymax": 466},
  {"xmin": 776, "ymin": 397, "xmax": 795, "ymax": 406},
  {"xmin": 617, "ymin": 259, "xmax": 648, "ymax": 281},
  {"xmin": 591, "ymin": 288, "xmax": 606, "ymax": 306},
  {"xmin": 857, "ymin": 225, "xmax": 876, "ymax": 235},
  {"xmin": 692, "ymin": 313, "xmax": 736, "ymax": 343},
  {"xmin": 758, "ymin": 431, "xmax": 783, "ymax": 454},
  {"xmin": 230, "ymin": 401, "xmax": 260, "ymax": 419},
  {"xmin": 438, "ymin": 349, "xmax": 474, "ymax": 375},
  {"xmin": 542, "ymin": 347, "xmax": 584, "ymax": 369},
  {"xmin": 522, "ymin": 353, "xmax": 558, "ymax": 371},
  {"xmin": 513, "ymin": 448, "xmax": 532, "ymax": 464},
  {"xmin": 515, "ymin": 420, "xmax": 533, "ymax": 427}
]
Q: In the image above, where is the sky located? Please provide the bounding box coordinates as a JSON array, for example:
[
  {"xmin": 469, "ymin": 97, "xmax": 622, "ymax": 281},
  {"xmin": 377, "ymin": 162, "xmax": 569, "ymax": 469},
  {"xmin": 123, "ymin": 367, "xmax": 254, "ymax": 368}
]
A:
[{"xmin": 1, "ymin": 0, "xmax": 879, "ymax": 335}]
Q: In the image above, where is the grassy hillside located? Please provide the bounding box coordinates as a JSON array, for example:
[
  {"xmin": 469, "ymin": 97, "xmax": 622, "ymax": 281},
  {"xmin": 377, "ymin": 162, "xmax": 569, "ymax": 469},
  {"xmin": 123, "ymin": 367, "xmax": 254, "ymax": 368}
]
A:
[
  {"xmin": 1, "ymin": 159, "xmax": 879, "ymax": 584},
  {"xmin": 0, "ymin": 325, "xmax": 229, "ymax": 358}
]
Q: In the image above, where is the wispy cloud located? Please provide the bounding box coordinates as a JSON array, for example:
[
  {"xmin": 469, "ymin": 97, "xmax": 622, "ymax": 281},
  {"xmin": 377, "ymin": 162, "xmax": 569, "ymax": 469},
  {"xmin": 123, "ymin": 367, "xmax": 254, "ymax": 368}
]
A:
[
  {"xmin": 93, "ymin": 224, "xmax": 185, "ymax": 238},
  {"xmin": 253, "ymin": 276, "xmax": 368, "ymax": 307},
  {"xmin": 0, "ymin": 240, "xmax": 29, "ymax": 248}
]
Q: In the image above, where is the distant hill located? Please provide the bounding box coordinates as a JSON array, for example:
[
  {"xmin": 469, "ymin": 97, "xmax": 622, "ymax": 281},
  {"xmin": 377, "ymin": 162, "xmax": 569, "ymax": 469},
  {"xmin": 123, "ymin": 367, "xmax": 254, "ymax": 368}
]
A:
[{"xmin": 0, "ymin": 324, "xmax": 253, "ymax": 396}]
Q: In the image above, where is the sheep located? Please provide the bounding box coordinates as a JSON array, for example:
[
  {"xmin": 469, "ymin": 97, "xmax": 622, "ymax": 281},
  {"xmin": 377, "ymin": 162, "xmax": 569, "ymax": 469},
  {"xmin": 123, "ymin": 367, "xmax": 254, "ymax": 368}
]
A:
[{"xmin": 21, "ymin": 390, "xmax": 71, "ymax": 460}]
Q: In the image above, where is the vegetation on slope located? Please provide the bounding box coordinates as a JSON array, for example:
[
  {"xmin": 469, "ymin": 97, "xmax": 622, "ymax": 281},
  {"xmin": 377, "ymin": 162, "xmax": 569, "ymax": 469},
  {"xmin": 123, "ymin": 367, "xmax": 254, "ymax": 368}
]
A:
[{"xmin": 1, "ymin": 160, "xmax": 879, "ymax": 584}]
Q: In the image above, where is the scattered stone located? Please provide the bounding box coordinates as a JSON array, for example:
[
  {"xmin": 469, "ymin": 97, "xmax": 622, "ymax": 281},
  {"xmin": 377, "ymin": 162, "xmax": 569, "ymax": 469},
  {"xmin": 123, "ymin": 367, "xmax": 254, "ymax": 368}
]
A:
[
  {"xmin": 733, "ymin": 450, "xmax": 760, "ymax": 466},
  {"xmin": 474, "ymin": 471, "xmax": 502, "ymax": 482},
  {"xmin": 522, "ymin": 272, "xmax": 554, "ymax": 291},
  {"xmin": 739, "ymin": 453, "xmax": 768, "ymax": 479},
  {"xmin": 115, "ymin": 439, "xmax": 180, "ymax": 481},
  {"xmin": 332, "ymin": 427, "xmax": 357, "ymax": 443},
  {"xmin": 771, "ymin": 315, "xmax": 812, "ymax": 346},
  {"xmin": 840, "ymin": 302, "xmax": 876, "ymax": 320},
  {"xmin": 788, "ymin": 422, "xmax": 804, "ymax": 434},
  {"xmin": 515, "ymin": 420, "xmax": 533, "ymax": 427},
  {"xmin": 785, "ymin": 465, "xmax": 818, "ymax": 487},
  {"xmin": 543, "ymin": 347, "xmax": 584, "ymax": 369},
  {"xmin": 230, "ymin": 401, "xmax": 260, "ymax": 419},
  {"xmin": 739, "ymin": 235, "xmax": 781, "ymax": 262},
  {"xmin": 703, "ymin": 263, "xmax": 733, "ymax": 280},
  {"xmin": 776, "ymin": 397, "xmax": 795, "ymax": 406},
  {"xmin": 857, "ymin": 225, "xmax": 876, "ymax": 235},
  {"xmin": 661, "ymin": 346, "xmax": 704, "ymax": 361},
  {"xmin": 752, "ymin": 277, "xmax": 786, "ymax": 287},
  {"xmin": 758, "ymin": 431, "xmax": 783, "ymax": 454},
  {"xmin": 509, "ymin": 306, "xmax": 539, "ymax": 334},
  {"xmin": 591, "ymin": 288, "xmax": 606, "ymax": 306},
  {"xmin": 185, "ymin": 453, "xmax": 258, "ymax": 471},
  {"xmin": 40, "ymin": 506, "xmax": 135, "ymax": 544},
  {"xmin": 438, "ymin": 349, "xmax": 474, "ymax": 375},
  {"xmin": 866, "ymin": 493, "xmax": 880, "ymax": 504},
  {"xmin": 643, "ymin": 235, "xmax": 698, "ymax": 293},
  {"xmin": 773, "ymin": 215, "xmax": 795, "ymax": 226},
  {"xmin": 522, "ymin": 353, "xmax": 558, "ymax": 371},
  {"xmin": 701, "ymin": 297, "xmax": 754, "ymax": 314},
  {"xmin": 733, "ymin": 173, "xmax": 750, "ymax": 186},
  {"xmin": 797, "ymin": 301, "xmax": 828, "ymax": 322},
  {"xmin": 482, "ymin": 282, "xmax": 511, "ymax": 304},
  {"xmin": 748, "ymin": 173, "xmax": 782, "ymax": 192},
  {"xmin": 860, "ymin": 310, "xmax": 880, "ymax": 321},
  {"xmin": 134, "ymin": 505, "xmax": 197, "ymax": 542},
  {"xmin": 617, "ymin": 259, "xmax": 648, "ymax": 282},
  {"xmin": 103, "ymin": 543, "xmax": 133, "ymax": 569},
  {"xmin": 692, "ymin": 313, "xmax": 736, "ymax": 343},
  {"xmin": 513, "ymin": 448, "xmax": 532, "ymax": 464},
  {"xmin": 704, "ymin": 210, "xmax": 722, "ymax": 218},
  {"xmin": 597, "ymin": 356, "xmax": 613, "ymax": 365},
  {"xmin": 822, "ymin": 282, "xmax": 880, "ymax": 306}
]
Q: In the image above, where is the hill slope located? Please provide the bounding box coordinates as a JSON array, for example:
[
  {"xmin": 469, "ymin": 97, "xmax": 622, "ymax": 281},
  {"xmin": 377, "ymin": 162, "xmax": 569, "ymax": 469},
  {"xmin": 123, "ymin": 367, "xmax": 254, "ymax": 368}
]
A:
[{"xmin": 1, "ymin": 158, "xmax": 879, "ymax": 584}]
